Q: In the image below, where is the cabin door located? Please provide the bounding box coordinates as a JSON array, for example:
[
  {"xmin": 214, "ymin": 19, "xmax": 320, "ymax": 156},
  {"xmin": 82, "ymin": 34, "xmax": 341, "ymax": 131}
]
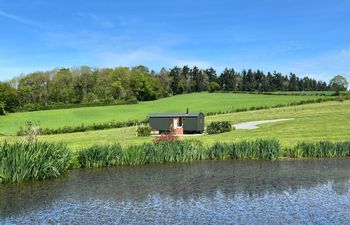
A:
[{"xmin": 172, "ymin": 117, "xmax": 184, "ymax": 135}]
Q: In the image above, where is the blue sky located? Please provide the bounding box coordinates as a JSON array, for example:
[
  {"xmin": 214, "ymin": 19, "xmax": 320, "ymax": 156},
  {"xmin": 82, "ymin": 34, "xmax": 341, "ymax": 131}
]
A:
[{"xmin": 0, "ymin": 0, "xmax": 349, "ymax": 82}]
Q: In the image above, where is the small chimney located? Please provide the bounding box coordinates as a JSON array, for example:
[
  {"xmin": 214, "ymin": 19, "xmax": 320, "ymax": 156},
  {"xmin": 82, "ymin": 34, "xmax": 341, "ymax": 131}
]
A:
[{"xmin": 186, "ymin": 108, "xmax": 189, "ymax": 114}]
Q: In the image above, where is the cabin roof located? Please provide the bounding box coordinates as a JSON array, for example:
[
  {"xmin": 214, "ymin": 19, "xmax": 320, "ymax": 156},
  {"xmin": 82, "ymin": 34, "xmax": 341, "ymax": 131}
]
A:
[{"xmin": 149, "ymin": 112, "xmax": 204, "ymax": 118}]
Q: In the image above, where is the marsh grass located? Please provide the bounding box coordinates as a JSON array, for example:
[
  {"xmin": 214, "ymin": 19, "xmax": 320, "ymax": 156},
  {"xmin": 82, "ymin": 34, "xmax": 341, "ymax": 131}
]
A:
[
  {"xmin": 0, "ymin": 141, "xmax": 71, "ymax": 183},
  {"xmin": 207, "ymin": 139, "xmax": 280, "ymax": 160},
  {"xmin": 287, "ymin": 141, "xmax": 350, "ymax": 158},
  {"xmin": 77, "ymin": 139, "xmax": 280, "ymax": 168}
]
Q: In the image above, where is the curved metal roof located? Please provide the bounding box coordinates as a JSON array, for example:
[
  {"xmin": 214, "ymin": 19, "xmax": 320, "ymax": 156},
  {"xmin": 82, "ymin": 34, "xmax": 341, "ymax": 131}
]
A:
[{"xmin": 149, "ymin": 112, "xmax": 204, "ymax": 118}]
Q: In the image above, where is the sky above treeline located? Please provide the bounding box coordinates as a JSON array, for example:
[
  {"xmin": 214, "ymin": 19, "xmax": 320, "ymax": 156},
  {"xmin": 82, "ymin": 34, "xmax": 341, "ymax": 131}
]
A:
[{"xmin": 0, "ymin": 0, "xmax": 349, "ymax": 82}]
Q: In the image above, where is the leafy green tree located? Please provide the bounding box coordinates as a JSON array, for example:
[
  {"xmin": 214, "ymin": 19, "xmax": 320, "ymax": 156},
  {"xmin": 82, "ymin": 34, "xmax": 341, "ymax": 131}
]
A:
[
  {"xmin": 18, "ymin": 72, "xmax": 50, "ymax": 106},
  {"xmin": 330, "ymin": 75, "xmax": 348, "ymax": 95},
  {"xmin": 169, "ymin": 67, "xmax": 182, "ymax": 94},
  {"xmin": 0, "ymin": 101, "xmax": 5, "ymax": 115},
  {"xmin": 181, "ymin": 66, "xmax": 191, "ymax": 93},
  {"xmin": 288, "ymin": 73, "xmax": 299, "ymax": 91},
  {"xmin": 209, "ymin": 81, "xmax": 220, "ymax": 92},
  {"xmin": 0, "ymin": 82, "xmax": 19, "ymax": 112},
  {"xmin": 220, "ymin": 68, "xmax": 238, "ymax": 91},
  {"xmin": 158, "ymin": 68, "xmax": 171, "ymax": 97},
  {"xmin": 49, "ymin": 68, "xmax": 74, "ymax": 103},
  {"xmin": 204, "ymin": 68, "xmax": 218, "ymax": 83}
]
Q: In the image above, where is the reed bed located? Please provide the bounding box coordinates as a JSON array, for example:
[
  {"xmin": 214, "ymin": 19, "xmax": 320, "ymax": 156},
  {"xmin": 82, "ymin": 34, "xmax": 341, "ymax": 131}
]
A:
[
  {"xmin": 286, "ymin": 141, "xmax": 350, "ymax": 158},
  {"xmin": 2, "ymin": 140, "xmax": 350, "ymax": 183},
  {"xmin": 0, "ymin": 141, "xmax": 71, "ymax": 183},
  {"xmin": 207, "ymin": 139, "xmax": 280, "ymax": 160},
  {"xmin": 77, "ymin": 139, "xmax": 280, "ymax": 168}
]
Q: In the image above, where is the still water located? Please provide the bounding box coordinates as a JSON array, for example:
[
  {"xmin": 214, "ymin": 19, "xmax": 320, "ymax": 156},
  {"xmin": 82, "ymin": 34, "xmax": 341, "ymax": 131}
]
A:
[{"xmin": 1, "ymin": 159, "xmax": 350, "ymax": 224}]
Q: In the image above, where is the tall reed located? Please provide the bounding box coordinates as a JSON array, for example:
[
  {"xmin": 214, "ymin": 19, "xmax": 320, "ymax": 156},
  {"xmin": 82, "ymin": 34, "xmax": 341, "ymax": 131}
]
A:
[
  {"xmin": 0, "ymin": 141, "xmax": 71, "ymax": 183},
  {"xmin": 207, "ymin": 139, "xmax": 280, "ymax": 160},
  {"xmin": 287, "ymin": 141, "xmax": 350, "ymax": 158},
  {"xmin": 77, "ymin": 139, "xmax": 281, "ymax": 168}
]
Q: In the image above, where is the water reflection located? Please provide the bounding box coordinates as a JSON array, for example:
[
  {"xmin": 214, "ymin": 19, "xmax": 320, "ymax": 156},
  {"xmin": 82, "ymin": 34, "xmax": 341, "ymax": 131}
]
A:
[{"xmin": 1, "ymin": 158, "xmax": 350, "ymax": 223}]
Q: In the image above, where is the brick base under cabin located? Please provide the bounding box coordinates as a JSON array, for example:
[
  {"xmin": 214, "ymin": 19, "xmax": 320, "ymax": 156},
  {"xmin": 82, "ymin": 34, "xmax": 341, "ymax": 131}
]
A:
[{"xmin": 174, "ymin": 128, "xmax": 183, "ymax": 135}]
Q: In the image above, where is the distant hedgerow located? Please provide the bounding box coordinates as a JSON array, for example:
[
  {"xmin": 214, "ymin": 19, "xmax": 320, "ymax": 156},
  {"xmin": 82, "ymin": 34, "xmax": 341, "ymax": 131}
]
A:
[{"xmin": 17, "ymin": 119, "xmax": 149, "ymax": 136}]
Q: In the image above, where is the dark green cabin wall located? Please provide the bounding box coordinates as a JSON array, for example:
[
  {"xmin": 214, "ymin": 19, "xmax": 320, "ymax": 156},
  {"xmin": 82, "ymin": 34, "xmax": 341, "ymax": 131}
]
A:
[
  {"xmin": 149, "ymin": 117, "xmax": 172, "ymax": 131},
  {"xmin": 183, "ymin": 117, "xmax": 197, "ymax": 131}
]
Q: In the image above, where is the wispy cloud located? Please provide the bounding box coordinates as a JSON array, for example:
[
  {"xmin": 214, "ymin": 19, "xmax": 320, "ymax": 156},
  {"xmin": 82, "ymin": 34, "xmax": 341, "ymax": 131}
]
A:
[
  {"xmin": 0, "ymin": 10, "xmax": 45, "ymax": 29},
  {"xmin": 285, "ymin": 46, "xmax": 350, "ymax": 81},
  {"xmin": 76, "ymin": 12, "xmax": 114, "ymax": 29}
]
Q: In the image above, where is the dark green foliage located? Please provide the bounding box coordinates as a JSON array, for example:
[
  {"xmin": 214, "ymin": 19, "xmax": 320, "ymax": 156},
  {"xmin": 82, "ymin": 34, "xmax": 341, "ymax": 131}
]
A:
[
  {"xmin": 0, "ymin": 82, "xmax": 19, "ymax": 113},
  {"xmin": 207, "ymin": 121, "xmax": 232, "ymax": 135},
  {"xmin": 136, "ymin": 126, "xmax": 152, "ymax": 136},
  {"xmin": 0, "ymin": 101, "xmax": 5, "ymax": 115},
  {"xmin": 17, "ymin": 99, "xmax": 138, "ymax": 112},
  {"xmin": 0, "ymin": 141, "xmax": 71, "ymax": 183},
  {"xmin": 287, "ymin": 141, "xmax": 350, "ymax": 158}
]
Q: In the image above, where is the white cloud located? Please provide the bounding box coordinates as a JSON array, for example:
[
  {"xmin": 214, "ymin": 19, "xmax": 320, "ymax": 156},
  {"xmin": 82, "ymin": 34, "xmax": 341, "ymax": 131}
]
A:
[
  {"xmin": 0, "ymin": 10, "xmax": 45, "ymax": 29},
  {"xmin": 76, "ymin": 12, "xmax": 114, "ymax": 29},
  {"xmin": 285, "ymin": 46, "xmax": 350, "ymax": 81}
]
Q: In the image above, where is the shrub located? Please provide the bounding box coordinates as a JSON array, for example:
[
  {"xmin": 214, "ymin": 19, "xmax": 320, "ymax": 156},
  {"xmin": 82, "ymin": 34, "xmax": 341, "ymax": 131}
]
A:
[
  {"xmin": 16, "ymin": 121, "xmax": 42, "ymax": 141},
  {"xmin": 22, "ymin": 103, "xmax": 42, "ymax": 111},
  {"xmin": 0, "ymin": 141, "xmax": 71, "ymax": 183},
  {"xmin": 207, "ymin": 121, "xmax": 232, "ymax": 135},
  {"xmin": 136, "ymin": 126, "xmax": 152, "ymax": 136}
]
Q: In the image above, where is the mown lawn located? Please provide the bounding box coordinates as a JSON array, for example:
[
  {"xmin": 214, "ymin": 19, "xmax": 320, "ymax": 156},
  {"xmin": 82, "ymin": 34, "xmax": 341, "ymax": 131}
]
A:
[
  {"xmin": 1, "ymin": 100, "xmax": 347, "ymax": 150},
  {"xmin": 0, "ymin": 92, "xmax": 319, "ymax": 135}
]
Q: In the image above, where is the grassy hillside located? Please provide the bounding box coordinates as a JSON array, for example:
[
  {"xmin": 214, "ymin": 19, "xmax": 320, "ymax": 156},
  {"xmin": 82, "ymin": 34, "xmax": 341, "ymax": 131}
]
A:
[
  {"xmin": 3, "ymin": 100, "xmax": 348, "ymax": 150},
  {"xmin": 0, "ymin": 92, "xmax": 319, "ymax": 135}
]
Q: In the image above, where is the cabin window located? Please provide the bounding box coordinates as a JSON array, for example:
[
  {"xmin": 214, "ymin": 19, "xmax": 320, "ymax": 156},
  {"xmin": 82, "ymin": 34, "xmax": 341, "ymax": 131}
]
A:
[{"xmin": 177, "ymin": 117, "xmax": 183, "ymax": 127}]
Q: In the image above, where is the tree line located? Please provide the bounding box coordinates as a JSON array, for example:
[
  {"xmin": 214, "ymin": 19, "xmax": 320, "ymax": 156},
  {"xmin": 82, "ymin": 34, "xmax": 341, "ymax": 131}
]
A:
[{"xmin": 0, "ymin": 65, "xmax": 345, "ymax": 114}]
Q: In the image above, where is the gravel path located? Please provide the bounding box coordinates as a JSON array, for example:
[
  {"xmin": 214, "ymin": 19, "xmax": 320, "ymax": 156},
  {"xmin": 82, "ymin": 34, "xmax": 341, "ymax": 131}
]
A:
[{"xmin": 233, "ymin": 118, "xmax": 294, "ymax": 130}]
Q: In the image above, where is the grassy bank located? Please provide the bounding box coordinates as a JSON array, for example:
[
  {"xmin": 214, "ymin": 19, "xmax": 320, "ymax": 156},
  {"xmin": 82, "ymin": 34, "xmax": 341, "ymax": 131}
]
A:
[
  {"xmin": 7, "ymin": 100, "xmax": 348, "ymax": 150},
  {"xmin": 1, "ymin": 140, "xmax": 349, "ymax": 183},
  {"xmin": 0, "ymin": 92, "xmax": 321, "ymax": 135}
]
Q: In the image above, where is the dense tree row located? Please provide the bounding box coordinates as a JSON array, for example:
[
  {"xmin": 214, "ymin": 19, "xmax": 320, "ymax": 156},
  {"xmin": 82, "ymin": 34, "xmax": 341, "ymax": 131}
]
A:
[{"xmin": 0, "ymin": 65, "xmax": 344, "ymax": 113}]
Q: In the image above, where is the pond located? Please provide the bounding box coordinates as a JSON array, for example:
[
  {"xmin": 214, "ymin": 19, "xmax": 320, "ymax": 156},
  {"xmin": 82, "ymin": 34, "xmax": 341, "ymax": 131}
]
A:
[{"xmin": 1, "ymin": 159, "xmax": 350, "ymax": 224}]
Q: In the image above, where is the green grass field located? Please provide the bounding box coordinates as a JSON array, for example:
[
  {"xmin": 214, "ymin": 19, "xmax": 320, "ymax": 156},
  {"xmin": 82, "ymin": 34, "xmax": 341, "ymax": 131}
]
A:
[
  {"xmin": 0, "ymin": 92, "xmax": 320, "ymax": 135},
  {"xmin": 2, "ymin": 100, "xmax": 348, "ymax": 150}
]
